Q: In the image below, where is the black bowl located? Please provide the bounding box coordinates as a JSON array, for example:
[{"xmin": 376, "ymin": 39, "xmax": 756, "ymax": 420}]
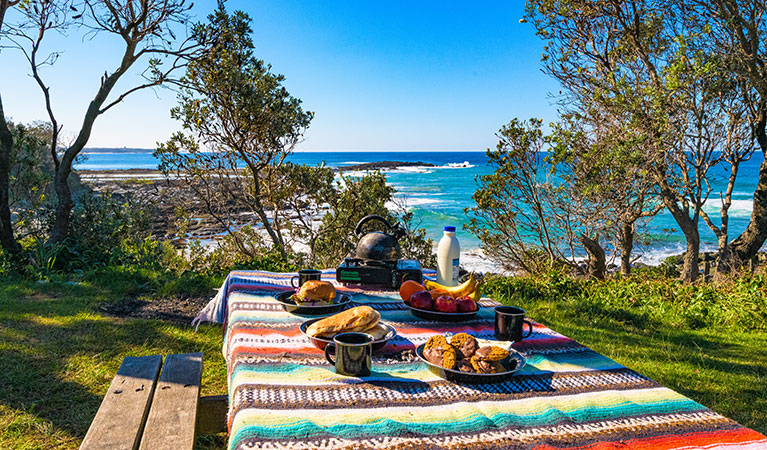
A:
[
  {"xmin": 299, "ymin": 318, "xmax": 397, "ymax": 353},
  {"xmin": 406, "ymin": 303, "xmax": 481, "ymax": 322},
  {"xmin": 416, "ymin": 343, "xmax": 525, "ymax": 384},
  {"xmin": 274, "ymin": 290, "xmax": 352, "ymax": 315}
]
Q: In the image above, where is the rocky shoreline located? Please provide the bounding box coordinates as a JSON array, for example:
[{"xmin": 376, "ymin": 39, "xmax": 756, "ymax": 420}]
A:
[
  {"xmin": 339, "ymin": 161, "xmax": 434, "ymax": 171},
  {"xmin": 77, "ymin": 161, "xmax": 437, "ymax": 245}
]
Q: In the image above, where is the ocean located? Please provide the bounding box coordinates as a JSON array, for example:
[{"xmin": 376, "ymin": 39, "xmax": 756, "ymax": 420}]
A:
[{"xmin": 76, "ymin": 150, "xmax": 766, "ymax": 270}]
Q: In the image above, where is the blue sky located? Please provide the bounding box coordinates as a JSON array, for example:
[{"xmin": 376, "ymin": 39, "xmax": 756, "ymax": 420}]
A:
[{"xmin": 0, "ymin": 1, "xmax": 559, "ymax": 151}]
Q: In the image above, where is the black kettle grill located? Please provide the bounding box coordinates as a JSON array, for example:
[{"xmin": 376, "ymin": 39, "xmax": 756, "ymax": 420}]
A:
[
  {"xmin": 353, "ymin": 215, "xmax": 405, "ymax": 262},
  {"xmin": 337, "ymin": 214, "xmax": 423, "ymax": 288}
]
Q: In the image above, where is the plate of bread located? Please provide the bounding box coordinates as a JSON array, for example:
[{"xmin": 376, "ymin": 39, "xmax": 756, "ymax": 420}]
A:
[
  {"xmin": 416, "ymin": 333, "xmax": 525, "ymax": 383},
  {"xmin": 275, "ymin": 280, "xmax": 352, "ymax": 315},
  {"xmin": 300, "ymin": 306, "xmax": 397, "ymax": 352}
]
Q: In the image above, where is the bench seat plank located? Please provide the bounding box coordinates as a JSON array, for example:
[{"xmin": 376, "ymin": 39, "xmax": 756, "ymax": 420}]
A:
[
  {"xmin": 196, "ymin": 394, "xmax": 228, "ymax": 435},
  {"xmin": 80, "ymin": 355, "xmax": 163, "ymax": 450},
  {"xmin": 139, "ymin": 352, "xmax": 203, "ymax": 450}
]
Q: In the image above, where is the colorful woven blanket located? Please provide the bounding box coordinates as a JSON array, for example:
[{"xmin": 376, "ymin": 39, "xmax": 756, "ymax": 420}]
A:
[{"xmin": 205, "ymin": 270, "xmax": 767, "ymax": 450}]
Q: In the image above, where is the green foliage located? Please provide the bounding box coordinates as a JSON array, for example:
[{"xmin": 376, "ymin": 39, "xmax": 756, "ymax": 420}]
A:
[
  {"xmin": 466, "ymin": 118, "xmax": 605, "ymax": 275},
  {"xmin": 313, "ymin": 172, "xmax": 393, "ymax": 268},
  {"xmin": 57, "ymin": 191, "xmax": 154, "ymax": 270},
  {"xmin": 8, "ymin": 122, "xmax": 53, "ymax": 212},
  {"xmin": 484, "ymin": 272, "xmax": 767, "ymax": 332},
  {"xmin": 312, "ymin": 171, "xmax": 435, "ymax": 269}
]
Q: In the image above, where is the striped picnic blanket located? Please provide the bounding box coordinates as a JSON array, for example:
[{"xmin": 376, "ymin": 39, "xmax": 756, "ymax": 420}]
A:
[{"xmin": 206, "ymin": 270, "xmax": 767, "ymax": 450}]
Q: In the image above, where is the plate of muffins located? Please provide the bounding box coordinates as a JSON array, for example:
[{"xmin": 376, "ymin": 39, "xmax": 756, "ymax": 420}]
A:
[{"xmin": 416, "ymin": 333, "xmax": 526, "ymax": 383}]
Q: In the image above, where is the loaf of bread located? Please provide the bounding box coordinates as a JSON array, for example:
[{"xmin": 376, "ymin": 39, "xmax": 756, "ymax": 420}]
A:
[{"xmin": 305, "ymin": 306, "xmax": 380, "ymax": 338}]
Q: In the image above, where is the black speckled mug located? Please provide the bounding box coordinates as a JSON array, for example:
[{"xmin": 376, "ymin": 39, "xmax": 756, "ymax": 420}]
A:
[
  {"xmin": 324, "ymin": 332, "xmax": 373, "ymax": 377},
  {"xmin": 494, "ymin": 306, "xmax": 533, "ymax": 342},
  {"xmin": 291, "ymin": 269, "xmax": 322, "ymax": 288}
]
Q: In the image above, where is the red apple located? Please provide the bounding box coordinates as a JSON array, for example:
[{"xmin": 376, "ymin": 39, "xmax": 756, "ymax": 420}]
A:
[
  {"xmin": 409, "ymin": 290, "xmax": 434, "ymax": 310},
  {"xmin": 435, "ymin": 295, "xmax": 458, "ymax": 313},
  {"xmin": 456, "ymin": 296, "xmax": 478, "ymax": 313}
]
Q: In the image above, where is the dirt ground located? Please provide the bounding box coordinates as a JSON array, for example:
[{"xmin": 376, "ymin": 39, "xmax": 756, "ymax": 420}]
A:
[{"xmin": 99, "ymin": 296, "xmax": 211, "ymax": 323}]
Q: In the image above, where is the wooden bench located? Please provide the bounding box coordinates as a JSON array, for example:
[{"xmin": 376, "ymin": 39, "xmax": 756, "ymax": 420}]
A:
[{"xmin": 80, "ymin": 353, "xmax": 227, "ymax": 450}]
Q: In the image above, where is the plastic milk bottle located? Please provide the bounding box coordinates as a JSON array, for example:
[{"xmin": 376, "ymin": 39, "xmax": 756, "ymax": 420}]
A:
[{"xmin": 436, "ymin": 226, "xmax": 461, "ymax": 286}]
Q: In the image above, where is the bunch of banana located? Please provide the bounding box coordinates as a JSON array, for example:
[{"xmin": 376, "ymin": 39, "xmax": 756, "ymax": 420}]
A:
[{"xmin": 424, "ymin": 272, "xmax": 481, "ymax": 302}]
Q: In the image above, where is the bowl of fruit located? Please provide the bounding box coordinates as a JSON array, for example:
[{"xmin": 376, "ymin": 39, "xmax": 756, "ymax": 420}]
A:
[{"xmin": 399, "ymin": 274, "xmax": 481, "ymax": 322}]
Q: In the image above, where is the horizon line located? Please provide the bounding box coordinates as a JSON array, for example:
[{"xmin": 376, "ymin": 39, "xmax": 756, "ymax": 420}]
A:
[{"xmin": 81, "ymin": 148, "xmax": 491, "ymax": 153}]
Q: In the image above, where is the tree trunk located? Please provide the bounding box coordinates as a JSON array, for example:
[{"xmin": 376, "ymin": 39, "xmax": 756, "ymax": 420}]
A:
[
  {"xmin": 731, "ymin": 109, "xmax": 767, "ymax": 263},
  {"xmin": 580, "ymin": 234, "xmax": 606, "ymax": 280},
  {"xmin": 250, "ymin": 171, "xmax": 287, "ymax": 260},
  {"xmin": 657, "ymin": 181, "xmax": 700, "ymax": 283},
  {"xmin": 680, "ymin": 230, "xmax": 700, "ymax": 283},
  {"xmin": 619, "ymin": 222, "xmax": 633, "ymax": 276},
  {"xmin": 715, "ymin": 234, "xmax": 736, "ymax": 279},
  {"xmin": 0, "ymin": 94, "xmax": 19, "ymax": 254},
  {"xmin": 730, "ymin": 159, "xmax": 767, "ymax": 263},
  {"xmin": 48, "ymin": 162, "xmax": 74, "ymax": 245}
]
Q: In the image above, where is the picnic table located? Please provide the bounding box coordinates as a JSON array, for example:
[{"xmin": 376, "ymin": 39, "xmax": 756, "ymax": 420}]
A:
[{"xmin": 195, "ymin": 269, "xmax": 767, "ymax": 450}]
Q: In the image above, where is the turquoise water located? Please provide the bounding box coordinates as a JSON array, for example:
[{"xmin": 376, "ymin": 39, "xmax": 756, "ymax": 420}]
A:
[{"xmin": 76, "ymin": 150, "xmax": 765, "ymax": 265}]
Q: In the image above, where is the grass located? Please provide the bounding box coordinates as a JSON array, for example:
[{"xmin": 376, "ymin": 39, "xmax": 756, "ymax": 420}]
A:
[
  {"xmin": 0, "ymin": 279, "xmax": 228, "ymax": 450},
  {"xmin": 487, "ymin": 273, "xmax": 767, "ymax": 434},
  {"xmin": 1, "ymin": 271, "xmax": 765, "ymax": 449}
]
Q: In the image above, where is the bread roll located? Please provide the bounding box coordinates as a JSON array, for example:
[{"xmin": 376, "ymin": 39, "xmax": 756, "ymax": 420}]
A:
[
  {"xmin": 296, "ymin": 280, "xmax": 336, "ymax": 305},
  {"xmin": 306, "ymin": 306, "xmax": 380, "ymax": 338},
  {"xmin": 363, "ymin": 323, "xmax": 390, "ymax": 340}
]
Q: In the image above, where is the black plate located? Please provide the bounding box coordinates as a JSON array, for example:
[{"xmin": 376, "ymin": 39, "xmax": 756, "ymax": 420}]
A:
[
  {"xmin": 274, "ymin": 290, "xmax": 352, "ymax": 315},
  {"xmin": 299, "ymin": 318, "xmax": 397, "ymax": 352},
  {"xmin": 406, "ymin": 303, "xmax": 482, "ymax": 322},
  {"xmin": 416, "ymin": 343, "xmax": 525, "ymax": 384}
]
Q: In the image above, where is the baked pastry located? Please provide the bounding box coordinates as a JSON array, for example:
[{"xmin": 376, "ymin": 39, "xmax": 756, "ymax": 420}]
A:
[
  {"xmin": 305, "ymin": 306, "xmax": 380, "ymax": 338},
  {"xmin": 424, "ymin": 335, "xmax": 448, "ymax": 350},
  {"xmin": 455, "ymin": 358, "xmax": 474, "ymax": 373},
  {"xmin": 450, "ymin": 333, "xmax": 479, "ymax": 359},
  {"xmin": 294, "ymin": 280, "xmax": 337, "ymax": 306},
  {"xmin": 364, "ymin": 323, "xmax": 390, "ymax": 340},
  {"xmin": 474, "ymin": 346, "xmax": 509, "ymax": 362},
  {"xmin": 470, "ymin": 355, "xmax": 502, "ymax": 374},
  {"xmin": 423, "ymin": 335, "xmax": 458, "ymax": 370}
]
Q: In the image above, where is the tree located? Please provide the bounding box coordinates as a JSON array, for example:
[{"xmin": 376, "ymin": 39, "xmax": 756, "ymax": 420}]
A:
[
  {"xmin": 5, "ymin": 0, "xmax": 201, "ymax": 247},
  {"xmin": 0, "ymin": 0, "xmax": 22, "ymax": 254},
  {"xmin": 156, "ymin": 3, "xmax": 314, "ymax": 260},
  {"xmin": 548, "ymin": 112, "xmax": 662, "ymax": 276},
  {"xmin": 526, "ymin": 0, "xmax": 752, "ymax": 282},
  {"xmin": 466, "ymin": 118, "xmax": 612, "ymax": 278},
  {"xmin": 691, "ymin": 0, "xmax": 767, "ymax": 267}
]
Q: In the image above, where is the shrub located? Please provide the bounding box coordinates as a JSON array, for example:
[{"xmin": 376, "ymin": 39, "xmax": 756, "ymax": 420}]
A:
[{"xmin": 484, "ymin": 272, "xmax": 767, "ymax": 332}]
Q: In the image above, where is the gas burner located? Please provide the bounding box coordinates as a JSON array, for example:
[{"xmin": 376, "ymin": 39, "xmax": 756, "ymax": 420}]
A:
[{"xmin": 337, "ymin": 257, "xmax": 422, "ymax": 289}]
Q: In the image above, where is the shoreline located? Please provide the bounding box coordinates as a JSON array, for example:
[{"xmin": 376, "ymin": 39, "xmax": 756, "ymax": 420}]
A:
[
  {"xmin": 77, "ymin": 167, "xmax": 506, "ymax": 273},
  {"xmin": 76, "ymin": 167, "xmax": 753, "ymax": 275}
]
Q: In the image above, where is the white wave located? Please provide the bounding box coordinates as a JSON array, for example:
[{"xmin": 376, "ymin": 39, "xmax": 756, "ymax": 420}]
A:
[
  {"xmin": 389, "ymin": 167, "xmax": 434, "ymax": 174},
  {"xmin": 433, "ymin": 162, "xmax": 476, "ymax": 169},
  {"xmin": 631, "ymin": 242, "xmax": 720, "ymax": 266},
  {"xmin": 702, "ymin": 198, "xmax": 753, "ymax": 218},
  {"xmin": 401, "ymin": 196, "xmax": 445, "ymax": 206},
  {"xmin": 460, "ymin": 249, "xmax": 509, "ymax": 275},
  {"xmin": 336, "ymin": 170, "xmax": 368, "ymax": 178},
  {"xmin": 340, "ymin": 161, "xmax": 365, "ymax": 165}
]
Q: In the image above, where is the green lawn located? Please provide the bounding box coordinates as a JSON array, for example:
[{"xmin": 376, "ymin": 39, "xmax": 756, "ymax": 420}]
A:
[
  {"xmin": 0, "ymin": 275, "xmax": 765, "ymax": 450},
  {"xmin": 490, "ymin": 278, "xmax": 767, "ymax": 434},
  {"xmin": 0, "ymin": 280, "xmax": 228, "ymax": 450}
]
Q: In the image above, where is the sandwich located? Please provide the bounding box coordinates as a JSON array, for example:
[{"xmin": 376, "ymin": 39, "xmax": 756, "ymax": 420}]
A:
[
  {"xmin": 293, "ymin": 280, "xmax": 337, "ymax": 306},
  {"xmin": 305, "ymin": 306, "xmax": 381, "ymax": 338}
]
